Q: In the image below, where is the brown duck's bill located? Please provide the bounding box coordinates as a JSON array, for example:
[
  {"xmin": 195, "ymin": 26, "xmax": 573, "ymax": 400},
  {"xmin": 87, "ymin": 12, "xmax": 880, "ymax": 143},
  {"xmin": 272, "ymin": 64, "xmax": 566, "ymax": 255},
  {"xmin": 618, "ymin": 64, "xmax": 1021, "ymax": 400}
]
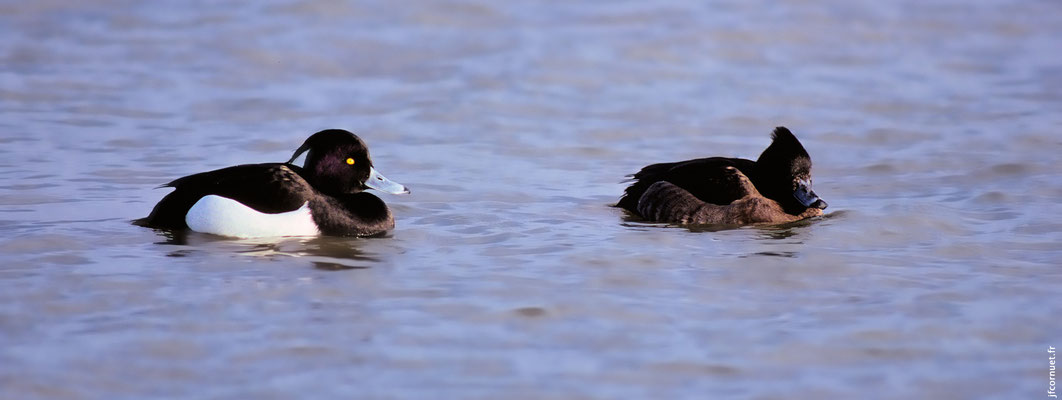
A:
[{"xmin": 794, "ymin": 179, "xmax": 827, "ymax": 209}]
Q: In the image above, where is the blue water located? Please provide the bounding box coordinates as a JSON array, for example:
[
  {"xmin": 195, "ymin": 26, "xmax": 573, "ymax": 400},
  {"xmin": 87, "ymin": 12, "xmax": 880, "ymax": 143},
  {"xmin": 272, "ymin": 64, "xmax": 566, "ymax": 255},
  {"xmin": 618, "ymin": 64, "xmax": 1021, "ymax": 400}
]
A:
[{"xmin": 1, "ymin": 1, "xmax": 1060, "ymax": 398}]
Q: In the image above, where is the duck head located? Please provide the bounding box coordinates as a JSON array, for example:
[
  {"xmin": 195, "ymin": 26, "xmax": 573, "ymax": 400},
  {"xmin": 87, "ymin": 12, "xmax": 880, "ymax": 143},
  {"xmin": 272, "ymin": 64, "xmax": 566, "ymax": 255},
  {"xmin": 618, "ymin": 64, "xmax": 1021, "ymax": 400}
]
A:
[
  {"xmin": 286, "ymin": 129, "xmax": 410, "ymax": 196},
  {"xmin": 755, "ymin": 127, "xmax": 827, "ymax": 214}
]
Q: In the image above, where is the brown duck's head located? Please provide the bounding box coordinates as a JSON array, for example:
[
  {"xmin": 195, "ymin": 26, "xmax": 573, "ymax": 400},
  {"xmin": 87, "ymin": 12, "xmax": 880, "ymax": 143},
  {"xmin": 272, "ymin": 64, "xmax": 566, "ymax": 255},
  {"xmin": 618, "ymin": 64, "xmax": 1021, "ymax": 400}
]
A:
[{"xmin": 755, "ymin": 127, "xmax": 828, "ymax": 214}]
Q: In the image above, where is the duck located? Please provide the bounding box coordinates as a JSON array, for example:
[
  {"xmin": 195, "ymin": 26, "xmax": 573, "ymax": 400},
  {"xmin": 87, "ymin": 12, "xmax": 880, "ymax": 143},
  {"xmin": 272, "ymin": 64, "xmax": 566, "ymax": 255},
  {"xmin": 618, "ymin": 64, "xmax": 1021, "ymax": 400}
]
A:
[
  {"xmin": 617, "ymin": 126, "xmax": 827, "ymax": 225},
  {"xmin": 134, "ymin": 129, "xmax": 409, "ymax": 238}
]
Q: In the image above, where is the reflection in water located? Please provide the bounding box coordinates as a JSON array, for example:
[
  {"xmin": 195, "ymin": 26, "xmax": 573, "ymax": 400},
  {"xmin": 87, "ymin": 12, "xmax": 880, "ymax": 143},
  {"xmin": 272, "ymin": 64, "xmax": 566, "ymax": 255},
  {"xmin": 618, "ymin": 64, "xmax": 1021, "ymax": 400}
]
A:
[
  {"xmin": 758, "ymin": 228, "xmax": 799, "ymax": 240},
  {"xmin": 164, "ymin": 249, "xmax": 193, "ymax": 258},
  {"xmin": 152, "ymin": 228, "xmax": 191, "ymax": 246},
  {"xmin": 684, "ymin": 223, "xmax": 745, "ymax": 233},
  {"xmin": 311, "ymin": 261, "xmax": 368, "ymax": 271},
  {"xmin": 295, "ymin": 236, "xmax": 381, "ymax": 270},
  {"xmin": 742, "ymin": 251, "xmax": 798, "ymax": 258},
  {"xmin": 148, "ymin": 227, "xmax": 380, "ymax": 269}
]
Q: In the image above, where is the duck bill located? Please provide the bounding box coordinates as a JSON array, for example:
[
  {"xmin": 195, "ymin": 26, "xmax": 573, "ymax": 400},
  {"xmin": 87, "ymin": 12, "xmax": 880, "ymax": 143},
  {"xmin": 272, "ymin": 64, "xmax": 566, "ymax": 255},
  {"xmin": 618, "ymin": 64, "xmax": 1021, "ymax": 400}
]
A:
[
  {"xmin": 364, "ymin": 167, "xmax": 410, "ymax": 194},
  {"xmin": 794, "ymin": 179, "xmax": 827, "ymax": 209}
]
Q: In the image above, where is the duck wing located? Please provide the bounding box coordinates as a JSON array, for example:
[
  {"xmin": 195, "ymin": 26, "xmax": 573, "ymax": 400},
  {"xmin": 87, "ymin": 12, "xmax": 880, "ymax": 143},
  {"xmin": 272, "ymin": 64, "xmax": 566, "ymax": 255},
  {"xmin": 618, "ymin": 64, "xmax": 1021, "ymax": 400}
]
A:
[
  {"xmin": 638, "ymin": 166, "xmax": 761, "ymax": 224},
  {"xmin": 135, "ymin": 163, "xmax": 315, "ymax": 229},
  {"xmin": 618, "ymin": 157, "xmax": 757, "ymax": 213},
  {"xmin": 636, "ymin": 167, "xmax": 813, "ymax": 225}
]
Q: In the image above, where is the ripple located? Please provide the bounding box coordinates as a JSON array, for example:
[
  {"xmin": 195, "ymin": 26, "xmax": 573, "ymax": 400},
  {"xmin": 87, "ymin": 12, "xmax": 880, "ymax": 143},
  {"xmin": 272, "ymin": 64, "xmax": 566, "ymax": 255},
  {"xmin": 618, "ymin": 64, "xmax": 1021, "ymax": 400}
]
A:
[{"xmin": 1, "ymin": 1, "xmax": 1059, "ymax": 399}]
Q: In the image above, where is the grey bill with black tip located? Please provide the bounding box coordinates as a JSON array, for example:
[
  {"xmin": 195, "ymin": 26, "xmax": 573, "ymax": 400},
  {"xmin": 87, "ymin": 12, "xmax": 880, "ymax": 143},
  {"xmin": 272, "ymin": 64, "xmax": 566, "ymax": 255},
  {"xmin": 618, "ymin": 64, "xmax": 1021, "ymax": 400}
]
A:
[{"xmin": 365, "ymin": 167, "xmax": 410, "ymax": 194}]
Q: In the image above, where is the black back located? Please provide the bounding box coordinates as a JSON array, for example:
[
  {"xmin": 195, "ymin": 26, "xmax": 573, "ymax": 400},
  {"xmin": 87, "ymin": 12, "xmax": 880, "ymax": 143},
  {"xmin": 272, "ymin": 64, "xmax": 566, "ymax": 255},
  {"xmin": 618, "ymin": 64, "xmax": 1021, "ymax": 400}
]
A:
[
  {"xmin": 134, "ymin": 163, "xmax": 313, "ymax": 230},
  {"xmin": 617, "ymin": 157, "xmax": 758, "ymax": 212}
]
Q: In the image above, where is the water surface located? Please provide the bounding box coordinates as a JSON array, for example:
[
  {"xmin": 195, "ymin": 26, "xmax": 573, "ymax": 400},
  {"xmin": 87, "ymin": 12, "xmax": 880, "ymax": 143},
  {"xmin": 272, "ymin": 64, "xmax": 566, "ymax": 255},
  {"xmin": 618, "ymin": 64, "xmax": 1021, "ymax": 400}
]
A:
[{"xmin": 1, "ymin": 1, "xmax": 1060, "ymax": 398}]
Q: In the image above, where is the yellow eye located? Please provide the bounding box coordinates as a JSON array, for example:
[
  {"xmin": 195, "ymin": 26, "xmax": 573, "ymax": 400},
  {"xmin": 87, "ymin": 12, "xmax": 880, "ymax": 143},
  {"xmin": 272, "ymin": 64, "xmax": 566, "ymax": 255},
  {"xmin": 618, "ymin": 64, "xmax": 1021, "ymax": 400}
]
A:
[{"xmin": 346, "ymin": 158, "xmax": 355, "ymax": 165}]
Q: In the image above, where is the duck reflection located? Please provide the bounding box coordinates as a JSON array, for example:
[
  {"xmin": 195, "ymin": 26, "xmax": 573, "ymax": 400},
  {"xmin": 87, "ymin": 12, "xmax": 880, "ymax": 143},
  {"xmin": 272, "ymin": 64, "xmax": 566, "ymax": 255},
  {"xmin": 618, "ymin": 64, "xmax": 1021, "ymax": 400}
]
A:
[{"xmin": 147, "ymin": 228, "xmax": 380, "ymax": 270}]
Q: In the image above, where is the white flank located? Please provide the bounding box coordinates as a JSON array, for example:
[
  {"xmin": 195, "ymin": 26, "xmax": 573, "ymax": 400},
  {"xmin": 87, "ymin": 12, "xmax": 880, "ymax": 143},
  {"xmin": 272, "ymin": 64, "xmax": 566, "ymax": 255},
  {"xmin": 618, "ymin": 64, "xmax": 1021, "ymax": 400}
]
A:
[{"xmin": 185, "ymin": 195, "xmax": 320, "ymax": 238}]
